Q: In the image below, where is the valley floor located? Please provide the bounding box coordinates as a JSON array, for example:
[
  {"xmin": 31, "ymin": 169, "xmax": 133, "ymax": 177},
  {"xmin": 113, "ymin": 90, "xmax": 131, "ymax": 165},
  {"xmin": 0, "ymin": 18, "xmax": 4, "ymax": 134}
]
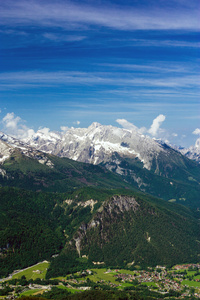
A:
[{"xmin": 1, "ymin": 262, "xmax": 200, "ymax": 299}]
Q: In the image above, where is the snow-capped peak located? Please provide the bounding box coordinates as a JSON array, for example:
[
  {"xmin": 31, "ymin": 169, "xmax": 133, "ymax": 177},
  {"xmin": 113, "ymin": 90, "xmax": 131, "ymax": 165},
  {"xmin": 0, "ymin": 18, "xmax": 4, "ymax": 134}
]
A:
[
  {"xmin": 18, "ymin": 122, "xmax": 165, "ymax": 170},
  {"xmin": 178, "ymin": 137, "xmax": 200, "ymax": 163}
]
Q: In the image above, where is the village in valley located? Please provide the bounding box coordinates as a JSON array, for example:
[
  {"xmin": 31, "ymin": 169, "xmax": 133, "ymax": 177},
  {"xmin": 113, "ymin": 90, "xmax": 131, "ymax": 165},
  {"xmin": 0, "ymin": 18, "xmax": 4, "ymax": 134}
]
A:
[{"xmin": 1, "ymin": 262, "xmax": 200, "ymax": 299}]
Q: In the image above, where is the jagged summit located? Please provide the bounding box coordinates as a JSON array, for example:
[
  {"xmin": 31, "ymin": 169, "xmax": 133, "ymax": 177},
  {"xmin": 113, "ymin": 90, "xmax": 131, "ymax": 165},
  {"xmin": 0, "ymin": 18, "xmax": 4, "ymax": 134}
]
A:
[
  {"xmin": 1, "ymin": 124, "xmax": 199, "ymax": 207},
  {"xmin": 178, "ymin": 138, "xmax": 200, "ymax": 163},
  {"xmin": 0, "ymin": 131, "xmax": 55, "ymax": 169},
  {"xmin": 21, "ymin": 122, "xmax": 164, "ymax": 170}
]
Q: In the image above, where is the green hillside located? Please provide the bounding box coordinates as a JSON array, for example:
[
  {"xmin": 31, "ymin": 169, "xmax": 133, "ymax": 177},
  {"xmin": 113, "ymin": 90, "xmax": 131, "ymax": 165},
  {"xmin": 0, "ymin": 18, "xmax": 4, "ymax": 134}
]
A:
[
  {"xmin": 46, "ymin": 193, "xmax": 200, "ymax": 278},
  {"xmin": 0, "ymin": 149, "xmax": 133, "ymax": 192},
  {"xmin": 0, "ymin": 148, "xmax": 200, "ymax": 280},
  {"xmin": 0, "ymin": 185, "xmax": 137, "ymax": 278}
]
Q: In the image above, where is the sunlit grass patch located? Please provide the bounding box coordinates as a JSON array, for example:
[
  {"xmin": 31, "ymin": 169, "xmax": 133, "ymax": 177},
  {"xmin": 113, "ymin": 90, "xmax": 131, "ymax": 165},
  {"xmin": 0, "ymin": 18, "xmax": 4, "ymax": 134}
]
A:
[
  {"xmin": 182, "ymin": 280, "xmax": 200, "ymax": 287},
  {"xmin": 141, "ymin": 282, "xmax": 157, "ymax": 287},
  {"xmin": 120, "ymin": 282, "xmax": 134, "ymax": 287},
  {"xmin": 12, "ymin": 261, "xmax": 49, "ymax": 280},
  {"xmin": 19, "ymin": 289, "xmax": 42, "ymax": 296},
  {"xmin": 57, "ymin": 285, "xmax": 80, "ymax": 293},
  {"xmin": 118, "ymin": 269, "xmax": 137, "ymax": 275}
]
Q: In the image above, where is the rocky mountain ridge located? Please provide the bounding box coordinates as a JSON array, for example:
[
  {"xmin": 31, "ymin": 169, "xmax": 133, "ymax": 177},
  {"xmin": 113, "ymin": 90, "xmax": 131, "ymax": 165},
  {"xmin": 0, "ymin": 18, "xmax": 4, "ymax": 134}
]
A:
[
  {"xmin": 22, "ymin": 122, "xmax": 165, "ymax": 170},
  {"xmin": 1, "ymin": 125, "xmax": 200, "ymax": 207},
  {"xmin": 0, "ymin": 132, "xmax": 55, "ymax": 172},
  {"xmin": 178, "ymin": 137, "xmax": 200, "ymax": 163}
]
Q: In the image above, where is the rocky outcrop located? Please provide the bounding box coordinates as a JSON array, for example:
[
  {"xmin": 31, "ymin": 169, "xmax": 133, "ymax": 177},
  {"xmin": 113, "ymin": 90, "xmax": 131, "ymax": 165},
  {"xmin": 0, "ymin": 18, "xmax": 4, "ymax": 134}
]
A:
[{"xmin": 73, "ymin": 195, "xmax": 139, "ymax": 256}]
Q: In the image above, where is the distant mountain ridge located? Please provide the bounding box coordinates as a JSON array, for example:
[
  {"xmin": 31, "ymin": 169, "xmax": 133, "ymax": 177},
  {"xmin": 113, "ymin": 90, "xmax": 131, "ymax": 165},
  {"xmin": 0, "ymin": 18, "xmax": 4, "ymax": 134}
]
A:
[
  {"xmin": 0, "ymin": 133, "xmax": 134, "ymax": 193},
  {"xmin": 23, "ymin": 122, "xmax": 165, "ymax": 169},
  {"xmin": 23, "ymin": 123, "xmax": 200, "ymax": 208},
  {"xmin": 178, "ymin": 137, "xmax": 200, "ymax": 163},
  {"xmin": 0, "ymin": 124, "xmax": 200, "ymax": 208}
]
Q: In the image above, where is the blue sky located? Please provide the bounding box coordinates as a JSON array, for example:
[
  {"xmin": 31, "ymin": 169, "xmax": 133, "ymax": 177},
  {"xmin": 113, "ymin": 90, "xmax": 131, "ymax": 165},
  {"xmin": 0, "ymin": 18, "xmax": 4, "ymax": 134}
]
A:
[{"xmin": 0, "ymin": 0, "xmax": 199, "ymax": 147}]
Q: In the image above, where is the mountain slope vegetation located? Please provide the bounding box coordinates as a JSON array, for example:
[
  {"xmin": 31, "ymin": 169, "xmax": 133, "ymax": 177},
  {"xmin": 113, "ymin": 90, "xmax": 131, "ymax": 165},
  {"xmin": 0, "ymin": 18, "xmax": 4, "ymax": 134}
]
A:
[
  {"xmin": 0, "ymin": 147, "xmax": 133, "ymax": 192},
  {"xmin": 0, "ymin": 136, "xmax": 200, "ymax": 279},
  {"xmin": 102, "ymin": 149, "xmax": 200, "ymax": 208},
  {"xmin": 8, "ymin": 123, "xmax": 199, "ymax": 208},
  {"xmin": 46, "ymin": 193, "xmax": 200, "ymax": 278}
]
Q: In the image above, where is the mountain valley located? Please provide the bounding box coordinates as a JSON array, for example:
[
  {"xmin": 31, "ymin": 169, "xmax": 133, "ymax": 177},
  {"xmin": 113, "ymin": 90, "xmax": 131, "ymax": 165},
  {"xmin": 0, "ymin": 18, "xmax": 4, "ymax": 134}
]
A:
[{"xmin": 0, "ymin": 126, "xmax": 200, "ymax": 285}]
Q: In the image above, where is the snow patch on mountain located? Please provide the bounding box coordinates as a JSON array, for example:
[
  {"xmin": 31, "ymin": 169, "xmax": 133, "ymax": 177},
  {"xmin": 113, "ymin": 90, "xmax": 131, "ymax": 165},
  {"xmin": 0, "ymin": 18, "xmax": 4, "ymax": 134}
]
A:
[
  {"xmin": 19, "ymin": 122, "xmax": 166, "ymax": 171},
  {"xmin": 0, "ymin": 131, "xmax": 55, "ymax": 169},
  {"xmin": 61, "ymin": 122, "xmax": 163, "ymax": 170},
  {"xmin": 0, "ymin": 139, "xmax": 14, "ymax": 163},
  {"xmin": 178, "ymin": 138, "xmax": 200, "ymax": 163}
]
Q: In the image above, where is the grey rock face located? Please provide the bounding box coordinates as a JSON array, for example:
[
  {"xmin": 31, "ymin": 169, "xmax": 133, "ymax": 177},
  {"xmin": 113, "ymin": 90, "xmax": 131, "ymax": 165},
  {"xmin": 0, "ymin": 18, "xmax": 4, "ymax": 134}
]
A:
[
  {"xmin": 178, "ymin": 138, "xmax": 200, "ymax": 163},
  {"xmin": 24, "ymin": 122, "xmax": 165, "ymax": 170},
  {"xmin": 0, "ymin": 132, "xmax": 54, "ymax": 168},
  {"xmin": 73, "ymin": 195, "xmax": 139, "ymax": 255}
]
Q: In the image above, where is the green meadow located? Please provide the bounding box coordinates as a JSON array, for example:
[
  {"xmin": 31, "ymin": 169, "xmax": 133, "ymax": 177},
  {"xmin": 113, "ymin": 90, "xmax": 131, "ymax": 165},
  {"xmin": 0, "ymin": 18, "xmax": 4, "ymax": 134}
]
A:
[
  {"xmin": 84, "ymin": 269, "xmax": 118, "ymax": 284},
  {"xmin": 181, "ymin": 280, "xmax": 200, "ymax": 288},
  {"xmin": 141, "ymin": 282, "xmax": 157, "ymax": 287},
  {"xmin": 19, "ymin": 289, "xmax": 42, "ymax": 297},
  {"xmin": 57, "ymin": 285, "xmax": 80, "ymax": 293},
  {"xmin": 12, "ymin": 261, "xmax": 49, "ymax": 281}
]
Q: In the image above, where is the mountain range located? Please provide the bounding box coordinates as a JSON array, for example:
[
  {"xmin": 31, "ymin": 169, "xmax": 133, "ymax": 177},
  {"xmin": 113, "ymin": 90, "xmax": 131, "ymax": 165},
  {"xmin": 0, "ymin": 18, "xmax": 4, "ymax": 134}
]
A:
[
  {"xmin": 1, "ymin": 122, "xmax": 199, "ymax": 208},
  {"xmin": 0, "ymin": 124, "xmax": 200, "ymax": 278}
]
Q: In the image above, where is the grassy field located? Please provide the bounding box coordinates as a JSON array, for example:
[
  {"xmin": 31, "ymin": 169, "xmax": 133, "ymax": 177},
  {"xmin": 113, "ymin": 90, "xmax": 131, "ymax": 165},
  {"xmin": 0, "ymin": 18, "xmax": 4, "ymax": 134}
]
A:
[
  {"xmin": 120, "ymin": 282, "xmax": 134, "ymax": 288},
  {"xmin": 169, "ymin": 269, "xmax": 196, "ymax": 276},
  {"xmin": 118, "ymin": 269, "xmax": 137, "ymax": 275},
  {"xmin": 51, "ymin": 276, "xmax": 66, "ymax": 281},
  {"xmin": 86, "ymin": 269, "xmax": 118, "ymax": 284},
  {"xmin": 19, "ymin": 289, "xmax": 42, "ymax": 296},
  {"xmin": 12, "ymin": 261, "xmax": 50, "ymax": 280},
  {"xmin": 57, "ymin": 285, "xmax": 80, "ymax": 293},
  {"xmin": 181, "ymin": 280, "xmax": 200, "ymax": 287},
  {"xmin": 141, "ymin": 282, "xmax": 157, "ymax": 287}
]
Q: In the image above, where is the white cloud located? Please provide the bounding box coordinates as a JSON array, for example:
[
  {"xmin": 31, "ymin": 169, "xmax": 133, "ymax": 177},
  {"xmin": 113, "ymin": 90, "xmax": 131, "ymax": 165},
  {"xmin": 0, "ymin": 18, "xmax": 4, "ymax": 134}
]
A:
[
  {"xmin": 37, "ymin": 127, "xmax": 51, "ymax": 135},
  {"xmin": 192, "ymin": 129, "xmax": 200, "ymax": 147},
  {"xmin": 73, "ymin": 120, "xmax": 81, "ymax": 126},
  {"xmin": 60, "ymin": 126, "xmax": 68, "ymax": 132},
  {"xmin": 1, "ymin": 112, "xmax": 35, "ymax": 139},
  {"xmin": 148, "ymin": 114, "xmax": 166, "ymax": 137},
  {"xmin": 193, "ymin": 128, "xmax": 200, "ymax": 135},
  {"xmin": 116, "ymin": 119, "xmax": 147, "ymax": 134},
  {"xmin": 172, "ymin": 133, "xmax": 178, "ymax": 137},
  {"xmin": 116, "ymin": 119, "xmax": 139, "ymax": 131},
  {"xmin": 76, "ymin": 121, "xmax": 80, "ymax": 125},
  {"xmin": 2, "ymin": 112, "xmax": 21, "ymax": 131},
  {"xmin": 0, "ymin": 0, "xmax": 199, "ymax": 31}
]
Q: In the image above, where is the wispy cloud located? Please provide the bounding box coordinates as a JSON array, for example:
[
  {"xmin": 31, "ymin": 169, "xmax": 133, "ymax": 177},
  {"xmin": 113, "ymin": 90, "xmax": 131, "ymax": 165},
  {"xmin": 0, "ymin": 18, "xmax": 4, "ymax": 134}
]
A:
[
  {"xmin": 0, "ymin": 70, "xmax": 199, "ymax": 90},
  {"xmin": 97, "ymin": 63, "xmax": 197, "ymax": 74},
  {"xmin": 111, "ymin": 39, "xmax": 200, "ymax": 48},
  {"xmin": 0, "ymin": 0, "xmax": 199, "ymax": 31},
  {"xmin": 116, "ymin": 119, "xmax": 139, "ymax": 131},
  {"xmin": 43, "ymin": 33, "xmax": 86, "ymax": 42},
  {"xmin": 116, "ymin": 119, "xmax": 146, "ymax": 134}
]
